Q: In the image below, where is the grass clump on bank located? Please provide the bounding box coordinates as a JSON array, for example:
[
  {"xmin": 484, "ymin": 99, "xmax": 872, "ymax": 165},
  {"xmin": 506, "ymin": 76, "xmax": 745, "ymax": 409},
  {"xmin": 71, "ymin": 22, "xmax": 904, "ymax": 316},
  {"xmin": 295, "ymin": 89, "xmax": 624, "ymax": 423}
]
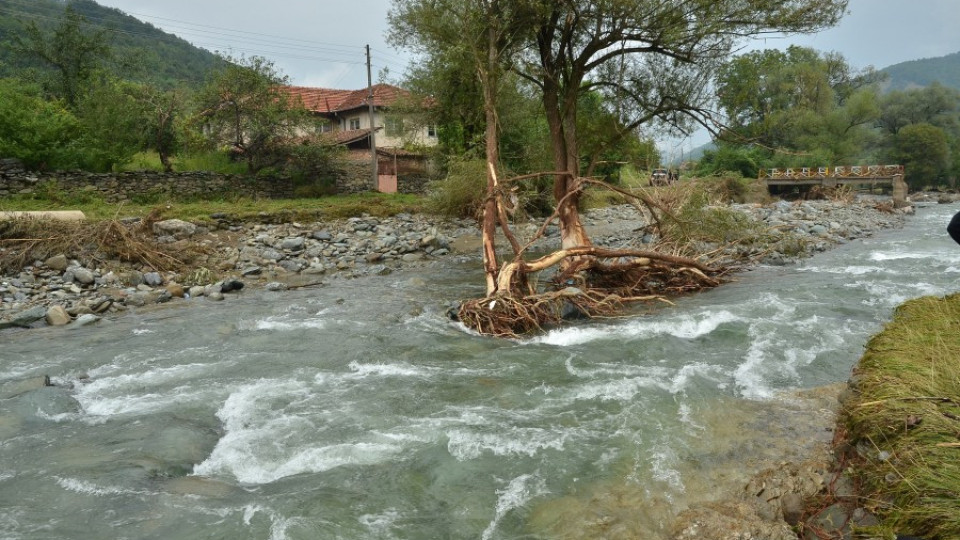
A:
[{"xmin": 841, "ymin": 293, "xmax": 960, "ymax": 539}]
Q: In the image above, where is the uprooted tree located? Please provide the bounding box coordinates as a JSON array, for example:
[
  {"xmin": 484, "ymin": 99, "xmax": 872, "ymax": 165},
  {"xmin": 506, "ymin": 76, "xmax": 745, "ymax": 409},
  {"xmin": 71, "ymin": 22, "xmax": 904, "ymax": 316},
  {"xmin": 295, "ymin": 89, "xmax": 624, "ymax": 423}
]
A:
[{"xmin": 391, "ymin": 0, "xmax": 849, "ymax": 336}]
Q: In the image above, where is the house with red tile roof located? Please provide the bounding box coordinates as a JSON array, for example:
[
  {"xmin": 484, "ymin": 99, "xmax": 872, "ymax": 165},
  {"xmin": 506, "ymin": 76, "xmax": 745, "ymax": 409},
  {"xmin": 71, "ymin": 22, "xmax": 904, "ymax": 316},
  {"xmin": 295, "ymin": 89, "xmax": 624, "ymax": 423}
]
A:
[{"xmin": 280, "ymin": 83, "xmax": 438, "ymax": 151}]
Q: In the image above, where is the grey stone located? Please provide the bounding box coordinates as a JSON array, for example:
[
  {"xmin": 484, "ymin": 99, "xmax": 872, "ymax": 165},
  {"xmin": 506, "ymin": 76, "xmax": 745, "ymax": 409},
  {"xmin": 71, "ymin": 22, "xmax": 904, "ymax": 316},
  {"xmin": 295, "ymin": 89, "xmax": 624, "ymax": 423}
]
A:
[
  {"xmin": 143, "ymin": 272, "xmax": 163, "ymax": 286},
  {"xmin": 72, "ymin": 268, "xmax": 95, "ymax": 285},
  {"xmin": 402, "ymin": 252, "xmax": 424, "ymax": 263},
  {"xmin": 45, "ymin": 254, "xmax": 68, "ymax": 271},
  {"xmin": 241, "ymin": 266, "xmax": 262, "ymax": 276},
  {"xmin": 206, "ymin": 291, "xmax": 225, "ymax": 301},
  {"xmin": 264, "ymin": 282, "xmax": 288, "ymax": 291},
  {"xmin": 280, "ymin": 237, "xmax": 305, "ymax": 251},
  {"xmin": 153, "ymin": 219, "xmax": 197, "ymax": 239},
  {"xmin": 45, "ymin": 305, "xmax": 71, "ymax": 326},
  {"xmin": 10, "ymin": 306, "xmax": 47, "ymax": 327},
  {"xmin": 188, "ymin": 286, "xmax": 205, "ymax": 298},
  {"xmin": 370, "ymin": 265, "xmax": 392, "ymax": 276},
  {"xmin": 73, "ymin": 314, "xmax": 101, "ymax": 327},
  {"xmin": 365, "ymin": 252, "xmax": 383, "ymax": 263},
  {"xmin": 278, "ymin": 260, "xmax": 302, "ymax": 273},
  {"xmin": 120, "ymin": 270, "xmax": 144, "ymax": 287},
  {"xmin": 260, "ymin": 248, "xmax": 283, "ymax": 261},
  {"xmin": 311, "ymin": 230, "xmax": 332, "ymax": 241},
  {"xmin": 67, "ymin": 305, "xmax": 94, "ymax": 316}
]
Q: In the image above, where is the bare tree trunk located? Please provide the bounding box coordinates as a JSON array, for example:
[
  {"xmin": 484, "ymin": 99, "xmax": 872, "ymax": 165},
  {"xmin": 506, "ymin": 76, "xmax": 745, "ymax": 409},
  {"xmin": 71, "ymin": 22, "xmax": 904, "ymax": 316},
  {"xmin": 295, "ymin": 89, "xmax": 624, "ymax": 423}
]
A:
[
  {"xmin": 479, "ymin": 0, "xmax": 502, "ymax": 296},
  {"xmin": 543, "ymin": 81, "xmax": 591, "ymax": 254}
]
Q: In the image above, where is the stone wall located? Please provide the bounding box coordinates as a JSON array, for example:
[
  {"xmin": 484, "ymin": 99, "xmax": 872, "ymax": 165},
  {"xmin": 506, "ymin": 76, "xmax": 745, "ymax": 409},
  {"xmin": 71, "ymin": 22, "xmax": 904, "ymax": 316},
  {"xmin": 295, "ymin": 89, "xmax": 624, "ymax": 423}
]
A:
[
  {"xmin": 335, "ymin": 160, "xmax": 377, "ymax": 194},
  {"xmin": 0, "ymin": 157, "xmax": 432, "ymax": 201},
  {"xmin": 0, "ymin": 159, "xmax": 293, "ymax": 201}
]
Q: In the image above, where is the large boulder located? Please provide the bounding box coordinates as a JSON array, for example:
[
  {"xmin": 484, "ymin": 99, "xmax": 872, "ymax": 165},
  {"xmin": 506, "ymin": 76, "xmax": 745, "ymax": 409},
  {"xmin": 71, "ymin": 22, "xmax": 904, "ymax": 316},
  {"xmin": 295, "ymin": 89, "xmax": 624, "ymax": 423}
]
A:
[{"xmin": 153, "ymin": 219, "xmax": 197, "ymax": 239}]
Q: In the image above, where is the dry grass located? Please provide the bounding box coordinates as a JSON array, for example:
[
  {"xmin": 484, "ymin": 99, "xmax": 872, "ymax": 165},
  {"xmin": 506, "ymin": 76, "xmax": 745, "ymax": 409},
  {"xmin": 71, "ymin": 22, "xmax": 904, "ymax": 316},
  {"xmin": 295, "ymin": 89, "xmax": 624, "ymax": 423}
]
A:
[
  {"xmin": 0, "ymin": 211, "xmax": 200, "ymax": 274},
  {"xmin": 840, "ymin": 293, "xmax": 960, "ymax": 538}
]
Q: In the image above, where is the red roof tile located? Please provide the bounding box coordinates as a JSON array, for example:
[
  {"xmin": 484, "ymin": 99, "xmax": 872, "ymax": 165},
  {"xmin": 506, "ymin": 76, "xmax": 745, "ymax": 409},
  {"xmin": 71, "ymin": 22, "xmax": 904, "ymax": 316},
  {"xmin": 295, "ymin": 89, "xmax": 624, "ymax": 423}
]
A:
[{"xmin": 280, "ymin": 84, "xmax": 411, "ymax": 114}]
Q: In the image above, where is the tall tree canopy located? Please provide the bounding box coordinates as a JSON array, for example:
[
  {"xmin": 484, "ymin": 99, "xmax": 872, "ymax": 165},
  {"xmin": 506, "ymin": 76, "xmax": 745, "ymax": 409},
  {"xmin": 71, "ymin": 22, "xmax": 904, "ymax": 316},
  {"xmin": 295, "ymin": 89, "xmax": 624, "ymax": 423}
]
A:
[
  {"xmin": 391, "ymin": 0, "xmax": 850, "ymax": 334},
  {"xmin": 392, "ymin": 0, "xmax": 849, "ymax": 250},
  {"xmin": 194, "ymin": 55, "xmax": 319, "ymax": 173},
  {"xmin": 714, "ymin": 46, "xmax": 883, "ymax": 162}
]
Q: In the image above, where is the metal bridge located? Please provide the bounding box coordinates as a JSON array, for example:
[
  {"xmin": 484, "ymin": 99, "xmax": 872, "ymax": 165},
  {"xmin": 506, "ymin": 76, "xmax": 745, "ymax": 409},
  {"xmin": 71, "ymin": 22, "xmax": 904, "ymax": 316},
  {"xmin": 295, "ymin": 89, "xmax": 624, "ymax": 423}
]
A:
[{"xmin": 759, "ymin": 165, "xmax": 907, "ymax": 203}]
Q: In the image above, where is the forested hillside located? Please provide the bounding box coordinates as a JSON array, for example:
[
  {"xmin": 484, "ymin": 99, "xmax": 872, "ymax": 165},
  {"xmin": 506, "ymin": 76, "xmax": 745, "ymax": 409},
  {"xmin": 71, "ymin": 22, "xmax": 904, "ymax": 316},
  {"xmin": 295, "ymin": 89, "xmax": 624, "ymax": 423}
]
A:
[
  {"xmin": 0, "ymin": 0, "xmax": 223, "ymax": 88},
  {"xmin": 882, "ymin": 51, "xmax": 960, "ymax": 92}
]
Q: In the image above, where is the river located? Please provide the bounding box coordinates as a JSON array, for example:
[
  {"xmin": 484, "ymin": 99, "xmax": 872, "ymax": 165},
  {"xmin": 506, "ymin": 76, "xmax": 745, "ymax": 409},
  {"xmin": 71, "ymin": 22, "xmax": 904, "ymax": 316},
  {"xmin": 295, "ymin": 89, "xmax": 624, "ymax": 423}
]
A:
[{"xmin": 2, "ymin": 203, "xmax": 959, "ymax": 539}]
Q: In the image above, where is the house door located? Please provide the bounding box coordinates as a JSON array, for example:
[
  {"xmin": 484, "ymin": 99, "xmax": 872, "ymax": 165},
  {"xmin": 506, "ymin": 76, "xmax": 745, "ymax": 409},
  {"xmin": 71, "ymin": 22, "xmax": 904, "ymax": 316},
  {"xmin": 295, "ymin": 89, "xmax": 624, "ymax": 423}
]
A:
[{"xmin": 377, "ymin": 156, "xmax": 398, "ymax": 193}]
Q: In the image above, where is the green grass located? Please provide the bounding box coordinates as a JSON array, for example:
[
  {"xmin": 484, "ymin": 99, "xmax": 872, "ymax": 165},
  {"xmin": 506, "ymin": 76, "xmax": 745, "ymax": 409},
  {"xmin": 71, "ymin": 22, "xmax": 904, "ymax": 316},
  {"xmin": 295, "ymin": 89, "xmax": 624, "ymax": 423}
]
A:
[
  {"xmin": 842, "ymin": 294, "xmax": 960, "ymax": 539},
  {"xmin": 0, "ymin": 192, "xmax": 427, "ymax": 223}
]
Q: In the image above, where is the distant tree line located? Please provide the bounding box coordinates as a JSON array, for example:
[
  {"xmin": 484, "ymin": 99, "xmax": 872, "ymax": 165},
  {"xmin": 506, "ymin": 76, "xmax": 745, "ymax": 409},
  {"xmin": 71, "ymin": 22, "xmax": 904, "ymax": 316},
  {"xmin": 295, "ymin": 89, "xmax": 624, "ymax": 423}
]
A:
[
  {"xmin": 0, "ymin": 4, "xmax": 336, "ymax": 186},
  {"xmin": 697, "ymin": 46, "xmax": 960, "ymax": 190}
]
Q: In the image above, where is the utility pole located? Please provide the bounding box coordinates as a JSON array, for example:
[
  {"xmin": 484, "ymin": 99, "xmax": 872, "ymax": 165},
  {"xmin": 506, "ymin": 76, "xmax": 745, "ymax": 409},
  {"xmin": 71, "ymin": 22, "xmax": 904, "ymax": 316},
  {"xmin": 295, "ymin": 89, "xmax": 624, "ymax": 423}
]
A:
[{"xmin": 366, "ymin": 44, "xmax": 378, "ymax": 191}]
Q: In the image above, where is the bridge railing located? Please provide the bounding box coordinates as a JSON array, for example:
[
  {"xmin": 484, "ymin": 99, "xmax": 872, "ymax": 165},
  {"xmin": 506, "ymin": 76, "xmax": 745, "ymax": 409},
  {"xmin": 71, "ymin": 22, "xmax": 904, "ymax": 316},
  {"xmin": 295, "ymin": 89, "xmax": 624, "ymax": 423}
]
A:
[{"xmin": 758, "ymin": 165, "xmax": 903, "ymax": 180}]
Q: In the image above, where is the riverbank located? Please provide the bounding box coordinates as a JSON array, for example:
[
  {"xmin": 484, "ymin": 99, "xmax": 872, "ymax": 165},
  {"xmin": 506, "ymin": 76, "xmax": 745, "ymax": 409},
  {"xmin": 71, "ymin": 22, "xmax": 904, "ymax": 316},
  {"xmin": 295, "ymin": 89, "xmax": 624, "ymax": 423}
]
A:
[
  {"xmin": 0, "ymin": 196, "xmax": 915, "ymax": 332},
  {"xmin": 673, "ymin": 292, "xmax": 960, "ymax": 540}
]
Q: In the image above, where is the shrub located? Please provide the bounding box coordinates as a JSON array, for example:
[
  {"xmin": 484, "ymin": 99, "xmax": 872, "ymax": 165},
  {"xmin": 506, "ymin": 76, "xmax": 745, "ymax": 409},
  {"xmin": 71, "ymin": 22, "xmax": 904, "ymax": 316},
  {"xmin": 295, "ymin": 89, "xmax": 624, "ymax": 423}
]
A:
[{"xmin": 425, "ymin": 158, "xmax": 487, "ymax": 218}]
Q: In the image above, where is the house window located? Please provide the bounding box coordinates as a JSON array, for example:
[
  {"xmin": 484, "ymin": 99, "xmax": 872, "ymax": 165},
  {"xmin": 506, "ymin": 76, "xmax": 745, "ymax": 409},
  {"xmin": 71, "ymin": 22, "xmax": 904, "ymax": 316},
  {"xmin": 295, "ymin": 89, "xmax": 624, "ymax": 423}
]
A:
[
  {"xmin": 385, "ymin": 117, "xmax": 404, "ymax": 137},
  {"xmin": 427, "ymin": 125, "xmax": 437, "ymax": 138},
  {"xmin": 320, "ymin": 123, "xmax": 332, "ymax": 133},
  {"xmin": 349, "ymin": 117, "xmax": 361, "ymax": 130}
]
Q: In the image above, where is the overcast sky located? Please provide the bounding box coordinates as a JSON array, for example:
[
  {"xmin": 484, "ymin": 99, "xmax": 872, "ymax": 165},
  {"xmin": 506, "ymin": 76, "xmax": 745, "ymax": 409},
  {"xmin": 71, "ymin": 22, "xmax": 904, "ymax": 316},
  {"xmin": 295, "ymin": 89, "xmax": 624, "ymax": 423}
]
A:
[
  {"xmin": 93, "ymin": 0, "xmax": 959, "ymax": 152},
  {"xmin": 94, "ymin": 0, "xmax": 960, "ymax": 90}
]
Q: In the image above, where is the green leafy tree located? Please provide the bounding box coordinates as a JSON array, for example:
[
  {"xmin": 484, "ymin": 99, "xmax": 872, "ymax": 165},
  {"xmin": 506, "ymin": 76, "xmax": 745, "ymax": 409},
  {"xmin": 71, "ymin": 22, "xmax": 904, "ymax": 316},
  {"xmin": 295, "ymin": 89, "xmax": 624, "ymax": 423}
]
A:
[
  {"xmin": 72, "ymin": 76, "xmax": 147, "ymax": 171},
  {"xmin": 895, "ymin": 123, "xmax": 950, "ymax": 188},
  {"xmin": 715, "ymin": 46, "xmax": 882, "ymax": 163},
  {"xmin": 194, "ymin": 55, "xmax": 318, "ymax": 173},
  {"xmin": 0, "ymin": 78, "xmax": 81, "ymax": 169},
  {"xmin": 133, "ymin": 85, "xmax": 187, "ymax": 172},
  {"xmin": 10, "ymin": 5, "xmax": 111, "ymax": 107}
]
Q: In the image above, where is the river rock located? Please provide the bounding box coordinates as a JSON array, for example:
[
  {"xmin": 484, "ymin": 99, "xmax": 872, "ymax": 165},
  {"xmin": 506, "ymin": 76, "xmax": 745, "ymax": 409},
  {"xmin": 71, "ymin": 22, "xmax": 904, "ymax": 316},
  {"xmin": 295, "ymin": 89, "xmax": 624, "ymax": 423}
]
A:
[
  {"xmin": 311, "ymin": 230, "xmax": 332, "ymax": 241},
  {"xmin": 241, "ymin": 265, "xmax": 262, "ymax": 276},
  {"xmin": 260, "ymin": 248, "xmax": 283, "ymax": 261},
  {"xmin": 45, "ymin": 305, "xmax": 71, "ymax": 326},
  {"xmin": 45, "ymin": 254, "xmax": 68, "ymax": 271},
  {"xmin": 278, "ymin": 260, "xmax": 301, "ymax": 273},
  {"xmin": 264, "ymin": 281, "xmax": 288, "ymax": 292},
  {"xmin": 188, "ymin": 285, "xmax": 205, "ymax": 298},
  {"xmin": 153, "ymin": 219, "xmax": 197, "ymax": 239},
  {"xmin": 71, "ymin": 267, "xmax": 95, "ymax": 285},
  {"xmin": 73, "ymin": 314, "xmax": 101, "ymax": 327},
  {"xmin": 7, "ymin": 306, "xmax": 47, "ymax": 328},
  {"xmin": 206, "ymin": 291, "xmax": 225, "ymax": 301},
  {"xmin": 220, "ymin": 279, "xmax": 244, "ymax": 293},
  {"xmin": 143, "ymin": 272, "xmax": 164, "ymax": 287},
  {"xmin": 120, "ymin": 270, "xmax": 144, "ymax": 287},
  {"xmin": 402, "ymin": 253, "xmax": 424, "ymax": 263},
  {"xmin": 281, "ymin": 237, "xmax": 305, "ymax": 251}
]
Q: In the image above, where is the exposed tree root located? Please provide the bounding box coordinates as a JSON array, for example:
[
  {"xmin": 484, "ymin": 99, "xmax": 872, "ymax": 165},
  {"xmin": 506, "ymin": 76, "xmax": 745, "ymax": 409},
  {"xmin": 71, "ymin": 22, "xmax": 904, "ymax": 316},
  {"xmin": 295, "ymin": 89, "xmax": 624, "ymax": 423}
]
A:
[{"xmin": 457, "ymin": 248, "xmax": 724, "ymax": 338}]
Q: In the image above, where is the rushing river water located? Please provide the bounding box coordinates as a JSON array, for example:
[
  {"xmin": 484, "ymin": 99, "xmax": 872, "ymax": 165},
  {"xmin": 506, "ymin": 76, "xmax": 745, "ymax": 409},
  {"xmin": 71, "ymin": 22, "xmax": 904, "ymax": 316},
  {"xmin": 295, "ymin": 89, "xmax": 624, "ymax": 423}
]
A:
[{"xmin": 2, "ymin": 204, "xmax": 960, "ymax": 539}]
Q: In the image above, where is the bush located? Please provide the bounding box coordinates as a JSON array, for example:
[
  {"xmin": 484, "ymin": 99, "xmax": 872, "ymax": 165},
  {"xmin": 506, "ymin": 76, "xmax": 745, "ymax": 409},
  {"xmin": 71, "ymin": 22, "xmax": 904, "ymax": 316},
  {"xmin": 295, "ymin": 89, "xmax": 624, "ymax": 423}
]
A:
[
  {"xmin": 425, "ymin": 158, "xmax": 487, "ymax": 218},
  {"xmin": 0, "ymin": 78, "xmax": 83, "ymax": 170}
]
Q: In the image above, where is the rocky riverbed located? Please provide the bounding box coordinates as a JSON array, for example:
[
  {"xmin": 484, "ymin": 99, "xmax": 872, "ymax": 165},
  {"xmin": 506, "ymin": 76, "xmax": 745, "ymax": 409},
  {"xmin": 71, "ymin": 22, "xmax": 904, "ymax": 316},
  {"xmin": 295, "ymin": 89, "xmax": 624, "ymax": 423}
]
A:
[{"xmin": 0, "ymin": 197, "xmax": 918, "ymax": 332}]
